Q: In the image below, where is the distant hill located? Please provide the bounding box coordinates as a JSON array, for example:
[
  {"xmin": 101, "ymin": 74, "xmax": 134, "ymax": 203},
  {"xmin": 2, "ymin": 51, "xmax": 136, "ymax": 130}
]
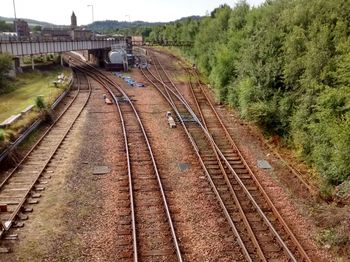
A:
[
  {"xmin": 87, "ymin": 16, "xmax": 202, "ymax": 32},
  {"xmin": 0, "ymin": 15, "xmax": 202, "ymax": 32},
  {"xmin": 0, "ymin": 16, "xmax": 55, "ymax": 28},
  {"xmin": 176, "ymin": 16, "xmax": 202, "ymax": 23},
  {"xmin": 87, "ymin": 20, "xmax": 163, "ymax": 32}
]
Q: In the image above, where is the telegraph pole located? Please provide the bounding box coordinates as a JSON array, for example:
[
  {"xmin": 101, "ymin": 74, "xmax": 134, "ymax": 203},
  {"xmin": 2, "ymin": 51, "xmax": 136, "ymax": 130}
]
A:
[
  {"xmin": 13, "ymin": 0, "xmax": 18, "ymax": 39},
  {"xmin": 87, "ymin": 4, "xmax": 94, "ymax": 23}
]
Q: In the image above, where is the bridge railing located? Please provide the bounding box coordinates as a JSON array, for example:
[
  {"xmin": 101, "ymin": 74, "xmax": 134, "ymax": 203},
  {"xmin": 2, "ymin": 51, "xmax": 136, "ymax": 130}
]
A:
[
  {"xmin": 0, "ymin": 39, "xmax": 122, "ymax": 56},
  {"xmin": 132, "ymin": 40, "xmax": 193, "ymax": 47}
]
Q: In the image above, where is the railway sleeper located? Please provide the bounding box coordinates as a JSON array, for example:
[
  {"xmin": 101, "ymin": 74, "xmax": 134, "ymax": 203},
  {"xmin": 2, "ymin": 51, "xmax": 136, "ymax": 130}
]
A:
[
  {"xmin": 209, "ymin": 178, "xmax": 227, "ymax": 186},
  {"xmin": 116, "ymin": 224, "xmax": 131, "ymax": 235},
  {"xmin": 226, "ymin": 168, "xmax": 249, "ymax": 175}
]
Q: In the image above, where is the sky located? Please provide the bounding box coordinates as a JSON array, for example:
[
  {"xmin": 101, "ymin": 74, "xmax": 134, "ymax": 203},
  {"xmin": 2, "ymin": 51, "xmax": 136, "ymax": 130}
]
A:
[{"xmin": 0, "ymin": 0, "xmax": 265, "ymax": 26}]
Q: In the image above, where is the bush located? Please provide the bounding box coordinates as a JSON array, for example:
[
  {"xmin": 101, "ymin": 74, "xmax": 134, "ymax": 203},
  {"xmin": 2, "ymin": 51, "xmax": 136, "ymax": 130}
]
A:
[
  {"xmin": 235, "ymin": 77, "xmax": 257, "ymax": 118},
  {"xmin": 35, "ymin": 96, "xmax": 52, "ymax": 123},
  {"xmin": 0, "ymin": 129, "xmax": 4, "ymax": 143},
  {"xmin": 35, "ymin": 96, "xmax": 46, "ymax": 110},
  {"xmin": 145, "ymin": 0, "xmax": 350, "ymax": 185},
  {"xmin": 0, "ymin": 53, "xmax": 12, "ymax": 90}
]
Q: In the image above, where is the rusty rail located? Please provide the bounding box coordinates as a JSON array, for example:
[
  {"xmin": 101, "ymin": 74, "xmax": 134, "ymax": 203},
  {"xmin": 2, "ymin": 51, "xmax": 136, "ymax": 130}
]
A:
[
  {"xmin": 141, "ymin": 50, "xmax": 312, "ymax": 261},
  {"xmin": 69, "ymin": 57, "xmax": 183, "ymax": 262},
  {"xmin": 0, "ymin": 69, "xmax": 91, "ymax": 238}
]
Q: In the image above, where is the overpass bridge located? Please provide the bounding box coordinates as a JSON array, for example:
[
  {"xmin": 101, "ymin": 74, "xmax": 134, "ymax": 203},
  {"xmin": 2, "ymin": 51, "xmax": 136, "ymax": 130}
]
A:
[
  {"xmin": 0, "ymin": 39, "xmax": 192, "ymax": 57},
  {"xmin": 0, "ymin": 39, "xmax": 123, "ymax": 56},
  {"xmin": 132, "ymin": 40, "xmax": 193, "ymax": 47},
  {"xmin": 0, "ymin": 38, "xmax": 192, "ymax": 73}
]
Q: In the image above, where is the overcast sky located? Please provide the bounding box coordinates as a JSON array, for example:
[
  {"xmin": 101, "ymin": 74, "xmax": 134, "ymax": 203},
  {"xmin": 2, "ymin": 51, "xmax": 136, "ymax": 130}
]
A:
[{"xmin": 1, "ymin": 0, "xmax": 265, "ymax": 25}]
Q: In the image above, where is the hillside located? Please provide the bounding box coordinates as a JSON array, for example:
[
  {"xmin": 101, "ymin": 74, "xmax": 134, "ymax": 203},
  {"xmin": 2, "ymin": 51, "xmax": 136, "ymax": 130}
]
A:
[
  {"xmin": 87, "ymin": 20, "xmax": 163, "ymax": 32},
  {"xmin": 0, "ymin": 15, "xmax": 202, "ymax": 33},
  {"xmin": 0, "ymin": 16, "xmax": 54, "ymax": 28},
  {"xmin": 87, "ymin": 16, "xmax": 202, "ymax": 33}
]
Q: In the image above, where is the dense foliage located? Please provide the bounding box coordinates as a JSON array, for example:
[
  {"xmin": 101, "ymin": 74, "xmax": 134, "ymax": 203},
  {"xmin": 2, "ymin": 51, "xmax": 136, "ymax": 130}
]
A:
[
  {"xmin": 146, "ymin": 0, "xmax": 350, "ymax": 185},
  {"xmin": 87, "ymin": 16, "xmax": 202, "ymax": 34},
  {"xmin": 0, "ymin": 16, "xmax": 54, "ymax": 28},
  {"xmin": 0, "ymin": 21, "xmax": 13, "ymax": 32},
  {"xmin": 0, "ymin": 54, "xmax": 12, "ymax": 90}
]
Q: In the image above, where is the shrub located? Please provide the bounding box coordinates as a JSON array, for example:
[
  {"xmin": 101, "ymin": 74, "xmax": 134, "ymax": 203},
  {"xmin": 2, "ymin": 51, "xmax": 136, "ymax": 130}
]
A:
[
  {"xmin": 35, "ymin": 96, "xmax": 46, "ymax": 110},
  {"xmin": 35, "ymin": 96, "xmax": 52, "ymax": 123},
  {"xmin": 0, "ymin": 53, "xmax": 12, "ymax": 90},
  {"xmin": 235, "ymin": 77, "xmax": 256, "ymax": 118},
  {"xmin": 0, "ymin": 129, "xmax": 4, "ymax": 143}
]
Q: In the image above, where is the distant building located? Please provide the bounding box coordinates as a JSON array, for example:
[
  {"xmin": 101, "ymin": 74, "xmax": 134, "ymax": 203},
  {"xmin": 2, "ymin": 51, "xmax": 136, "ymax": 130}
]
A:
[
  {"xmin": 40, "ymin": 11, "xmax": 93, "ymax": 41},
  {"xmin": 41, "ymin": 27, "xmax": 71, "ymax": 41},
  {"xmin": 0, "ymin": 32, "xmax": 17, "ymax": 41},
  {"xmin": 132, "ymin": 36, "xmax": 143, "ymax": 45},
  {"xmin": 71, "ymin": 29, "xmax": 92, "ymax": 41},
  {"xmin": 71, "ymin": 12, "xmax": 77, "ymax": 29},
  {"xmin": 14, "ymin": 19, "xmax": 30, "ymax": 40}
]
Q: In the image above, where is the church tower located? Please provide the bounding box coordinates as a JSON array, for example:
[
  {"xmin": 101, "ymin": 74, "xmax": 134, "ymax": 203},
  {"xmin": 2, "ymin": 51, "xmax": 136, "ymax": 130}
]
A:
[{"xmin": 71, "ymin": 11, "xmax": 77, "ymax": 29}]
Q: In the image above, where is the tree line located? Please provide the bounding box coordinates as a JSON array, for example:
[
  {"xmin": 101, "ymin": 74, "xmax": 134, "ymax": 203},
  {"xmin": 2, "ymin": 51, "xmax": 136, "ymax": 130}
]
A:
[{"xmin": 144, "ymin": 0, "xmax": 350, "ymax": 186}]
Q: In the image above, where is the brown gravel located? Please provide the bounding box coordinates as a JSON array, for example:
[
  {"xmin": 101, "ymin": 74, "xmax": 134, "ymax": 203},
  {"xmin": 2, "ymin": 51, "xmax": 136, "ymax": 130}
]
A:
[
  {"xmin": 112, "ymin": 69, "xmax": 244, "ymax": 261},
  {"xmin": 151, "ymin": 49, "xmax": 334, "ymax": 261},
  {"xmin": 0, "ymin": 49, "xmax": 342, "ymax": 261}
]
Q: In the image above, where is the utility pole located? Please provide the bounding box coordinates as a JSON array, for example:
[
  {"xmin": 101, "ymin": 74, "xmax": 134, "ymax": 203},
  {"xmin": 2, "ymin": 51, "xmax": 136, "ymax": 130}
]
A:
[
  {"xmin": 13, "ymin": 0, "xmax": 18, "ymax": 40},
  {"xmin": 87, "ymin": 4, "xmax": 94, "ymax": 23}
]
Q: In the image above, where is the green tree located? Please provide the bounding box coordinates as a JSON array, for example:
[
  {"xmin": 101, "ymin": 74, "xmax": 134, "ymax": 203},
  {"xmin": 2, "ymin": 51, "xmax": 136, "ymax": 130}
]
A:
[
  {"xmin": 0, "ymin": 54, "xmax": 12, "ymax": 90},
  {"xmin": 141, "ymin": 0, "xmax": 350, "ymax": 185},
  {"xmin": 0, "ymin": 21, "xmax": 12, "ymax": 32}
]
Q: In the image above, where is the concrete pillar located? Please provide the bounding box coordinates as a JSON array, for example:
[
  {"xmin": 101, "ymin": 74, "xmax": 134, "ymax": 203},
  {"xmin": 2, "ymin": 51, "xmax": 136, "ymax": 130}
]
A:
[
  {"xmin": 60, "ymin": 53, "xmax": 64, "ymax": 66},
  {"xmin": 87, "ymin": 50, "xmax": 91, "ymax": 62},
  {"xmin": 8, "ymin": 58, "xmax": 17, "ymax": 78},
  {"xmin": 31, "ymin": 55, "xmax": 35, "ymax": 71},
  {"xmin": 13, "ymin": 57, "xmax": 20, "ymax": 69}
]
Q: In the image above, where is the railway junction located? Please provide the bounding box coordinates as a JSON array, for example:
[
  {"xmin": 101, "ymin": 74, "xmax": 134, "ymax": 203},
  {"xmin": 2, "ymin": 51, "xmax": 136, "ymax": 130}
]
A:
[{"xmin": 0, "ymin": 48, "xmax": 333, "ymax": 261}]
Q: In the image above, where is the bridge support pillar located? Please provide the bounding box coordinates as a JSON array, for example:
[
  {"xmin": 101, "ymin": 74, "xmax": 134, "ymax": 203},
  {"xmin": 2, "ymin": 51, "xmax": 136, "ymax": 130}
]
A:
[
  {"xmin": 8, "ymin": 57, "xmax": 20, "ymax": 78},
  {"xmin": 60, "ymin": 53, "xmax": 64, "ymax": 66},
  {"xmin": 31, "ymin": 55, "xmax": 35, "ymax": 71},
  {"xmin": 88, "ymin": 49, "xmax": 105, "ymax": 66}
]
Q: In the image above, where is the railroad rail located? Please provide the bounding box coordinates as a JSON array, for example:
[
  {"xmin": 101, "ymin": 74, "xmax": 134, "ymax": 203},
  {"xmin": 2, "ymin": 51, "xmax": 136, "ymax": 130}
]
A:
[
  {"xmin": 140, "ymin": 50, "xmax": 312, "ymax": 261},
  {"xmin": 0, "ymin": 69, "xmax": 91, "ymax": 241},
  {"xmin": 165, "ymin": 52, "xmax": 317, "ymax": 196},
  {"xmin": 141, "ymin": 57, "xmax": 250, "ymax": 260},
  {"xmin": 68, "ymin": 56, "xmax": 183, "ymax": 261}
]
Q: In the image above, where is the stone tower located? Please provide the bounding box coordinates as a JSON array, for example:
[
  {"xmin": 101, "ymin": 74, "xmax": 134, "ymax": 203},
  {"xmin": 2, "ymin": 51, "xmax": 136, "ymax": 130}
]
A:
[{"xmin": 71, "ymin": 11, "xmax": 77, "ymax": 29}]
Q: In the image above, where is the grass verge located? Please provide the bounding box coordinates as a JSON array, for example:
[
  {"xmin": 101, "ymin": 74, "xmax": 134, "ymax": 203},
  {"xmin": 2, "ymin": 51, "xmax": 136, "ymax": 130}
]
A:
[{"xmin": 0, "ymin": 67, "xmax": 71, "ymax": 150}]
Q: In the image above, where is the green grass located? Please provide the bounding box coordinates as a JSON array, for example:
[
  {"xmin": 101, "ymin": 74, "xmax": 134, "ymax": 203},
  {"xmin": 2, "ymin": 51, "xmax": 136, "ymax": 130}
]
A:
[
  {"xmin": 0, "ymin": 67, "xmax": 71, "ymax": 151},
  {"xmin": 0, "ymin": 67, "xmax": 71, "ymax": 122}
]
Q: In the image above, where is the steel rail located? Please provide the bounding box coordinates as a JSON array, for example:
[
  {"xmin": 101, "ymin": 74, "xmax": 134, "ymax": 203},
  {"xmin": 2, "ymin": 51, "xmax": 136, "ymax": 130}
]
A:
[
  {"xmin": 186, "ymin": 74, "xmax": 267, "ymax": 261},
  {"xmin": 190, "ymin": 69, "xmax": 312, "ymax": 262},
  {"xmin": 69, "ymin": 60, "xmax": 138, "ymax": 261},
  {"xmin": 68, "ymin": 58, "xmax": 183, "ymax": 262},
  {"xmin": 151, "ymin": 58, "xmax": 267, "ymax": 260},
  {"xmin": 151, "ymin": 53, "xmax": 299, "ymax": 261},
  {"xmin": 144, "ymin": 51, "xmax": 300, "ymax": 261},
  {"xmin": 141, "ymin": 67, "xmax": 252, "ymax": 261},
  {"xmin": 168, "ymin": 49, "xmax": 316, "ymax": 196},
  {"xmin": 0, "ymin": 69, "xmax": 91, "ymax": 237},
  {"xmin": 151, "ymin": 54, "xmax": 265, "ymax": 260},
  {"xmin": 156, "ymin": 50, "xmax": 312, "ymax": 261}
]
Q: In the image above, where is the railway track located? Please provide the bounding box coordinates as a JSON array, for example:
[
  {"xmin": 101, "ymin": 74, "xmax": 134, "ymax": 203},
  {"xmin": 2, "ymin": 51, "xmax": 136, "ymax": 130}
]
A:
[
  {"xmin": 140, "ymin": 50, "xmax": 312, "ymax": 261},
  {"xmin": 69, "ymin": 57, "xmax": 183, "ymax": 261},
  {"xmin": 162, "ymin": 51, "xmax": 317, "ymax": 197},
  {"xmin": 0, "ymin": 69, "xmax": 91, "ymax": 242}
]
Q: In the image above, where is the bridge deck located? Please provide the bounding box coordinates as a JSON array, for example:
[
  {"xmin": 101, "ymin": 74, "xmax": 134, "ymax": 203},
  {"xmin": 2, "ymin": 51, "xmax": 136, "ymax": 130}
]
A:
[{"xmin": 0, "ymin": 39, "xmax": 121, "ymax": 56}]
